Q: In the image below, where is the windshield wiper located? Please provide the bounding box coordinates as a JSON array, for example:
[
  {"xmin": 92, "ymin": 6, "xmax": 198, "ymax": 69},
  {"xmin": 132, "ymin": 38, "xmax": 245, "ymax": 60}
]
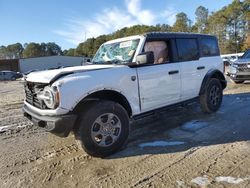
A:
[{"xmin": 92, "ymin": 59, "xmax": 126, "ymax": 65}]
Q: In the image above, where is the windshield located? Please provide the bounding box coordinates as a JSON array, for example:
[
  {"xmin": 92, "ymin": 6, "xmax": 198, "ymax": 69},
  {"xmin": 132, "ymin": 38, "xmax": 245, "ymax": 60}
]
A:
[{"xmin": 92, "ymin": 39, "xmax": 140, "ymax": 64}]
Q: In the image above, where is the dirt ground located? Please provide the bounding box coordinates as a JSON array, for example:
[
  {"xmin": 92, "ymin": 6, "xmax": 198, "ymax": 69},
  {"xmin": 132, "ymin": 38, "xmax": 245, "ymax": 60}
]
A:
[{"xmin": 0, "ymin": 78, "xmax": 250, "ymax": 188}]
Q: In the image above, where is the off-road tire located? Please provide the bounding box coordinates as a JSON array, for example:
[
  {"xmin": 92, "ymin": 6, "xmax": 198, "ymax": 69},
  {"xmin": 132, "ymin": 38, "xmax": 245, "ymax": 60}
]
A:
[
  {"xmin": 200, "ymin": 78, "xmax": 223, "ymax": 113},
  {"xmin": 75, "ymin": 100, "xmax": 129, "ymax": 158}
]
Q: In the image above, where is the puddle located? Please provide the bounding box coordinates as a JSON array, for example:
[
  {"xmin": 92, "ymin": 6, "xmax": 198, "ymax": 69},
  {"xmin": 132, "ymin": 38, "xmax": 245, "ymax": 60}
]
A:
[
  {"xmin": 181, "ymin": 120, "xmax": 209, "ymax": 132},
  {"xmin": 139, "ymin": 140, "xmax": 185, "ymax": 148}
]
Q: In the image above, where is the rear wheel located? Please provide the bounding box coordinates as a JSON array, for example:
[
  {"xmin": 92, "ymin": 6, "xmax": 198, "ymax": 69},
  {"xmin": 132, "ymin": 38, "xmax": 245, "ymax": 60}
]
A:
[
  {"xmin": 75, "ymin": 101, "xmax": 129, "ymax": 157},
  {"xmin": 200, "ymin": 78, "xmax": 223, "ymax": 113}
]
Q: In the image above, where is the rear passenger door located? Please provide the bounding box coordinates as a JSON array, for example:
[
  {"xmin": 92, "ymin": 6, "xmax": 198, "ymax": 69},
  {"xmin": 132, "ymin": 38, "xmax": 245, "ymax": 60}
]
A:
[{"xmin": 176, "ymin": 38, "xmax": 201, "ymax": 100}]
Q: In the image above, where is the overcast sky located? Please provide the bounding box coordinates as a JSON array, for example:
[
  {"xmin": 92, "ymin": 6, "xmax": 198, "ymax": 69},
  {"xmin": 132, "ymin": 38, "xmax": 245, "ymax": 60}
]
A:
[{"xmin": 0, "ymin": 0, "xmax": 232, "ymax": 49}]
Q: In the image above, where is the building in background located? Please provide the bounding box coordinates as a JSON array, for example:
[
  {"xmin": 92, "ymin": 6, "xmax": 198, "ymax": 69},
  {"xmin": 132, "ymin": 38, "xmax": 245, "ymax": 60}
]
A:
[
  {"xmin": 19, "ymin": 56, "xmax": 86, "ymax": 73},
  {"xmin": 0, "ymin": 56, "xmax": 89, "ymax": 73},
  {"xmin": 0, "ymin": 59, "xmax": 19, "ymax": 72}
]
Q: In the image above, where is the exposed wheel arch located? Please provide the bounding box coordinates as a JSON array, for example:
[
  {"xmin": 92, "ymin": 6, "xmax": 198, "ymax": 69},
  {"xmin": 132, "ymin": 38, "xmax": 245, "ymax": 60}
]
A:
[
  {"xmin": 199, "ymin": 69, "xmax": 227, "ymax": 96},
  {"xmin": 73, "ymin": 90, "xmax": 132, "ymax": 117}
]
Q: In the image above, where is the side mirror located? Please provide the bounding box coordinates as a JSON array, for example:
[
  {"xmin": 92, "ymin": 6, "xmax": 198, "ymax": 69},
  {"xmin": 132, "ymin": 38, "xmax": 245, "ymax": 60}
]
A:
[{"xmin": 136, "ymin": 51, "xmax": 154, "ymax": 65}]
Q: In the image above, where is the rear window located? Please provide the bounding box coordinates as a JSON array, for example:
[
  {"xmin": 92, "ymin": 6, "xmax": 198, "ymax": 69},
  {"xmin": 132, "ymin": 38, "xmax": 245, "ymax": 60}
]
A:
[
  {"xmin": 200, "ymin": 38, "xmax": 219, "ymax": 56},
  {"xmin": 176, "ymin": 38, "xmax": 199, "ymax": 61}
]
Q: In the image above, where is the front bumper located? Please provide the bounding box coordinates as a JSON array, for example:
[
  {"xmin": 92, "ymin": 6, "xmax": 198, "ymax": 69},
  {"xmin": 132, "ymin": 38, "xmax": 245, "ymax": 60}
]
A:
[
  {"xmin": 229, "ymin": 72, "xmax": 250, "ymax": 81},
  {"xmin": 23, "ymin": 104, "xmax": 77, "ymax": 137}
]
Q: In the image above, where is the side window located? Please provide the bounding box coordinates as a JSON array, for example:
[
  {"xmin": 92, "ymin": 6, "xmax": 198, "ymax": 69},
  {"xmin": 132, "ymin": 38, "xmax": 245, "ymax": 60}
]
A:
[
  {"xmin": 144, "ymin": 41, "xmax": 171, "ymax": 64},
  {"xmin": 200, "ymin": 38, "xmax": 219, "ymax": 56},
  {"xmin": 176, "ymin": 38, "xmax": 199, "ymax": 61}
]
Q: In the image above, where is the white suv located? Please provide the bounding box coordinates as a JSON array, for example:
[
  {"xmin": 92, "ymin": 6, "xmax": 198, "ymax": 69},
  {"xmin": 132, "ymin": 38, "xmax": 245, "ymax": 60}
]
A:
[{"xmin": 23, "ymin": 32, "xmax": 226, "ymax": 157}]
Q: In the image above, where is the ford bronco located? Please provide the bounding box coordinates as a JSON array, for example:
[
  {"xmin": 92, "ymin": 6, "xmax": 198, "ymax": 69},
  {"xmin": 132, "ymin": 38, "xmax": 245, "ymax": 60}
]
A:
[{"xmin": 23, "ymin": 32, "xmax": 226, "ymax": 157}]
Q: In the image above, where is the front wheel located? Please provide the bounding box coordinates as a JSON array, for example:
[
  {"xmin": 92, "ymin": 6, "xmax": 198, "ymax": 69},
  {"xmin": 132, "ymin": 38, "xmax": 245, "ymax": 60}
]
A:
[
  {"xmin": 200, "ymin": 78, "xmax": 223, "ymax": 113},
  {"xmin": 75, "ymin": 101, "xmax": 130, "ymax": 157}
]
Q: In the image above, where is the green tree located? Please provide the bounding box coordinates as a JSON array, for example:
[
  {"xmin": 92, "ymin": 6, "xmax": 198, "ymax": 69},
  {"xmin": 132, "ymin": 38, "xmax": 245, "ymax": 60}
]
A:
[
  {"xmin": 0, "ymin": 43, "xmax": 24, "ymax": 59},
  {"xmin": 172, "ymin": 12, "xmax": 190, "ymax": 32},
  {"xmin": 75, "ymin": 38, "xmax": 95, "ymax": 57},
  {"xmin": 22, "ymin": 43, "xmax": 43, "ymax": 58},
  {"xmin": 195, "ymin": 6, "xmax": 209, "ymax": 33},
  {"xmin": 45, "ymin": 42, "xmax": 63, "ymax": 56},
  {"xmin": 63, "ymin": 48, "xmax": 75, "ymax": 56},
  {"xmin": 0, "ymin": 46, "xmax": 7, "ymax": 59},
  {"xmin": 242, "ymin": 34, "xmax": 250, "ymax": 50}
]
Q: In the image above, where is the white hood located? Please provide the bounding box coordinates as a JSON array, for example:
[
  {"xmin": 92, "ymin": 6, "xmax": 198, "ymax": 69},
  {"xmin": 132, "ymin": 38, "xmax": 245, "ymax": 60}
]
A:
[{"xmin": 25, "ymin": 64, "xmax": 117, "ymax": 84}]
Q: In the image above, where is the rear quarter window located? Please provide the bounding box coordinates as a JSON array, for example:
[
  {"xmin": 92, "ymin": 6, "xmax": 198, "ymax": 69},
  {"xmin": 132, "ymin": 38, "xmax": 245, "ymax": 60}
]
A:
[
  {"xmin": 176, "ymin": 38, "xmax": 199, "ymax": 61},
  {"xmin": 200, "ymin": 38, "xmax": 219, "ymax": 57}
]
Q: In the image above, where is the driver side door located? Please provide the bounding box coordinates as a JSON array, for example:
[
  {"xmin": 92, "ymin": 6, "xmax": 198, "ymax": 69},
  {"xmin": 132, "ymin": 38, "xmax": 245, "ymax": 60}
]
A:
[{"xmin": 136, "ymin": 40, "xmax": 181, "ymax": 113}]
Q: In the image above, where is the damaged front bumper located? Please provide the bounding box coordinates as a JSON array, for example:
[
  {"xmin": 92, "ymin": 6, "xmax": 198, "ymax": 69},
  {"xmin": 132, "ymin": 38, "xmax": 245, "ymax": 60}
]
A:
[{"xmin": 23, "ymin": 104, "xmax": 77, "ymax": 137}]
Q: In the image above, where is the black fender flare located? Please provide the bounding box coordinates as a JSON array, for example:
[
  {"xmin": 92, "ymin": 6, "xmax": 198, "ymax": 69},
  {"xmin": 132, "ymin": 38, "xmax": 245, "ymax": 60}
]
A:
[{"xmin": 199, "ymin": 69, "xmax": 227, "ymax": 95}]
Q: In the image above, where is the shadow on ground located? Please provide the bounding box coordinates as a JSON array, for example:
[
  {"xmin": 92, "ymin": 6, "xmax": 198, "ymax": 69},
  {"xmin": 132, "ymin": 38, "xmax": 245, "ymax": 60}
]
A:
[{"xmin": 109, "ymin": 92, "xmax": 250, "ymax": 159}]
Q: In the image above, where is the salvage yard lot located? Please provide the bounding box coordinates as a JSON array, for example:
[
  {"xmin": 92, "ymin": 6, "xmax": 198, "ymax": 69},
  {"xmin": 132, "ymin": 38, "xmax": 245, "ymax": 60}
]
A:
[{"xmin": 0, "ymin": 80, "xmax": 250, "ymax": 188}]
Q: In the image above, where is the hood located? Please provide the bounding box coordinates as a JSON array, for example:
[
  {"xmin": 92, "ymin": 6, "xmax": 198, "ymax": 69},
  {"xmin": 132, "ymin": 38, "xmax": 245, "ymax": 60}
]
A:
[
  {"xmin": 25, "ymin": 64, "xmax": 117, "ymax": 84},
  {"xmin": 234, "ymin": 58, "xmax": 250, "ymax": 64}
]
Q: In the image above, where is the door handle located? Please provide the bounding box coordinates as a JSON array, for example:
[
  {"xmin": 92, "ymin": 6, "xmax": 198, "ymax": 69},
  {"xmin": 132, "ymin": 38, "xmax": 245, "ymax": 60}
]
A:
[
  {"xmin": 131, "ymin": 76, "xmax": 136, "ymax": 81},
  {"xmin": 197, "ymin": 66, "xmax": 205, "ymax": 70},
  {"xmin": 168, "ymin": 70, "xmax": 179, "ymax": 75}
]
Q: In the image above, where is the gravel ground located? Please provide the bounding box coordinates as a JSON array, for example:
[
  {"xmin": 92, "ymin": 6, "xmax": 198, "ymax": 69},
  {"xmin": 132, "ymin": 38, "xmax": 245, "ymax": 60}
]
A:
[{"xmin": 0, "ymin": 79, "xmax": 250, "ymax": 188}]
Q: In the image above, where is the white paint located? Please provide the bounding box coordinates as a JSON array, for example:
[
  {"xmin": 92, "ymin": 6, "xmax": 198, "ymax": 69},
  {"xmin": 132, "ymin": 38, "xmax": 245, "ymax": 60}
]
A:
[
  {"xmin": 17, "ymin": 124, "xmax": 28, "ymax": 129},
  {"xmin": 176, "ymin": 180, "xmax": 185, "ymax": 187},
  {"xmin": 0, "ymin": 125, "xmax": 12, "ymax": 133},
  {"xmin": 191, "ymin": 176, "xmax": 210, "ymax": 186},
  {"xmin": 137, "ymin": 62, "xmax": 181, "ymax": 112},
  {"xmin": 139, "ymin": 141, "xmax": 185, "ymax": 148},
  {"xmin": 182, "ymin": 120, "xmax": 208, "ymax": 132},
  {"xmin": 215, "ymin": 176, "xmax": 247, "ymax": 184}
]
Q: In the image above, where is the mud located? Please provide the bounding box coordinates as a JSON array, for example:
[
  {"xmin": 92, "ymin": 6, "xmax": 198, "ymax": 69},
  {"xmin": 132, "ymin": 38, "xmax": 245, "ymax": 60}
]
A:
[{"xmin": 0, "ymin": 79, "xmax": 250, "ymax": 188}]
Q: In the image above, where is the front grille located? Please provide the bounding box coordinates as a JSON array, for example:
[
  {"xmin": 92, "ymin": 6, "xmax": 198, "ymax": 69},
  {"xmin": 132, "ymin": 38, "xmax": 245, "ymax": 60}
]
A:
[
  {"xmin": 238, "ymin": 64, "xmax": 250, "ymax": 72},
  {"xmin": 25, "ymin": 82, "xmax": 47, "ymax": 109}
]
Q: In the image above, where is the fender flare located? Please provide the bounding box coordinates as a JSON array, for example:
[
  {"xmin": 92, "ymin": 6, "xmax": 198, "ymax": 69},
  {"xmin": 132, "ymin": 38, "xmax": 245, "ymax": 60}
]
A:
[{"xmin": 199, "ymin": 69, "xmax": 227, "ymax": 95}]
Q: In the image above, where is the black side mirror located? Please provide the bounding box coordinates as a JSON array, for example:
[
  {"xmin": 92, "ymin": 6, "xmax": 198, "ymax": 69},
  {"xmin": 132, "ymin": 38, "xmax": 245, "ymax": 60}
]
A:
[{"xmin": 136, "ymin": 51, "xmax": 154, "ymax": 65}]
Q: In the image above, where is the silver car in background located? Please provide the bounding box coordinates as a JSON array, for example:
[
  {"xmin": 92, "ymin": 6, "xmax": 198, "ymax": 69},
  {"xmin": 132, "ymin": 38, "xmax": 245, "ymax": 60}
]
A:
[
  {"xmin": 0, "ymin": 71, "xmax": 23, "ymax": 81},
  {"xmin": 228, "ymin": 49, "xmax": 250, "ymax": 84}
]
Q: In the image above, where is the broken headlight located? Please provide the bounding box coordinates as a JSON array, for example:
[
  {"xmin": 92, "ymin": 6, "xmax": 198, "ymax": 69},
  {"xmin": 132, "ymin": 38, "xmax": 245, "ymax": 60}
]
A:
[{"xmin": 37, "ymin": 86, "xmax": 60, "ymax": 109}]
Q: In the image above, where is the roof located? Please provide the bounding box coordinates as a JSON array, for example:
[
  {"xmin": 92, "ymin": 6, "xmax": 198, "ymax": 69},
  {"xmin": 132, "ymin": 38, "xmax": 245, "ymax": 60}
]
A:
[
  {"xmin": 20, "ymin": 55, "xmax": 85, "ymax": 60},
  {"xmin": 144, "ymin": 32, "xmax": 216, "ymax": 40}
]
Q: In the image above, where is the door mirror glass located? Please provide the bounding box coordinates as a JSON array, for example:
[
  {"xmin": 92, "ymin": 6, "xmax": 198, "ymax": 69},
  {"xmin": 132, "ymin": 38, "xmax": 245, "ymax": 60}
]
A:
[{"xmin": 136, "ymin": 51, "xmax": 154, "ymax": 65}]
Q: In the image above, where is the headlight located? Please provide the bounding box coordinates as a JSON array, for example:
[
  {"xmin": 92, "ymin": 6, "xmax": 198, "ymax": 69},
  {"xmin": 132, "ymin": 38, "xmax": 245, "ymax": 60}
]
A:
[{"xmin": 37, "ymin": 86, "xmax": 60, "ymax": 109}]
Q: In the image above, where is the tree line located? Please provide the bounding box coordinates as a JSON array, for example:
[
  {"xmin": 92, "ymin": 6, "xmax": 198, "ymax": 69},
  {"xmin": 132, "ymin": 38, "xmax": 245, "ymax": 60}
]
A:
[{"xmin": 0, "ymin": 0, "xmax": 249, "ymax": 60}]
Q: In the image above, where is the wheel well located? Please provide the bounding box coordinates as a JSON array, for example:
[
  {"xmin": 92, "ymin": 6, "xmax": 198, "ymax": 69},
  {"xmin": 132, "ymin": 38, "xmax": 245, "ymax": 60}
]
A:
[
  {"xmin": 73, "ymin": 90, "xmax": 132, "ymax": 117},
  {"xmin": 199, "ymin": 70, "xmax": 227, "ymax": 95},
  {"xmin": 210, "ymin": 71, "xmax": 226, "ymax": 89}
]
